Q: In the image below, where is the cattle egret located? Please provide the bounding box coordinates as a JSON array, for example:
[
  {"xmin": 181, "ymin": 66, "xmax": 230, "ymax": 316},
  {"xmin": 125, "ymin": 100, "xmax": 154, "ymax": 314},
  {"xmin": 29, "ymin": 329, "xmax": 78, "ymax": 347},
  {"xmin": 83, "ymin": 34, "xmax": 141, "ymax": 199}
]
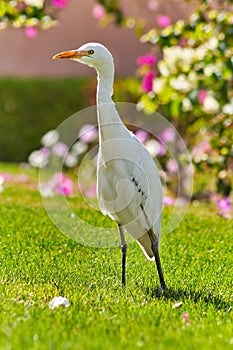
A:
[{"xmin": 53, "ymin": 43, "xmax": 166, "ymax": 290}]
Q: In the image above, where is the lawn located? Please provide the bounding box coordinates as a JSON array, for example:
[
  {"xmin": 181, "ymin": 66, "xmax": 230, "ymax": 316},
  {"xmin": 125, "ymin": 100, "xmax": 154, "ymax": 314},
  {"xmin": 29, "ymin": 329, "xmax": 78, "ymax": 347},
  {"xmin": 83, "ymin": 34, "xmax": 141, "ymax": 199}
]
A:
[{"xmin": 0, "ymin": 164, "xmax": 232, "ymax": 350}]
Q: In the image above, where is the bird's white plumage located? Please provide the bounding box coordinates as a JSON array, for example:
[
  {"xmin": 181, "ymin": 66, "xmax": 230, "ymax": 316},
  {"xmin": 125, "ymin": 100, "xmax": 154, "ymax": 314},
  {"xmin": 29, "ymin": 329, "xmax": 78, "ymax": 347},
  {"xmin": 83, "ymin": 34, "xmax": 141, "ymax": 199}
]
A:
[
  {"xmin": 74, "ymin": 43, "xmax": 163, "ymax": 260},
  {"xmin": 54, "ymin": 43, "xmax": 163, "ymax": 261}
]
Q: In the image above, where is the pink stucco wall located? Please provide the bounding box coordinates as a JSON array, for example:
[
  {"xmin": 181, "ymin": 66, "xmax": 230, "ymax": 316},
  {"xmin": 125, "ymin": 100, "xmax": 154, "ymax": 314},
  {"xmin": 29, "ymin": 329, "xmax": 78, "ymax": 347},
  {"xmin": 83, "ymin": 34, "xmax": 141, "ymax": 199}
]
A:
[{"xmin": 0, "ymin": 0, "xmax": 194, "ymax": 77}]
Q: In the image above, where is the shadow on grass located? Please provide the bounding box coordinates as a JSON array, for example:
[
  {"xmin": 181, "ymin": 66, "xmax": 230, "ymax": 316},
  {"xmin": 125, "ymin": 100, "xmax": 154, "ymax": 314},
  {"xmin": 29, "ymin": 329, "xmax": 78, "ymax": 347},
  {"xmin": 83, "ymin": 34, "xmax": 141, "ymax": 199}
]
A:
[{"xmin": 143, "ymin": 286, "xmax": 232, "ymax": 312}]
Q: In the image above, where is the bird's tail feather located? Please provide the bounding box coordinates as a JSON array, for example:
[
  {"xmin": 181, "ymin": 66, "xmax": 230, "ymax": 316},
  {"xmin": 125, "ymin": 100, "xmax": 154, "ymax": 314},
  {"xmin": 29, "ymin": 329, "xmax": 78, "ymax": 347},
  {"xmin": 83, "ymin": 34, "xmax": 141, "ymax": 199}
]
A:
[{"xmin": 136, "ymin": 232, "xmax": 156, "ymax": 261}]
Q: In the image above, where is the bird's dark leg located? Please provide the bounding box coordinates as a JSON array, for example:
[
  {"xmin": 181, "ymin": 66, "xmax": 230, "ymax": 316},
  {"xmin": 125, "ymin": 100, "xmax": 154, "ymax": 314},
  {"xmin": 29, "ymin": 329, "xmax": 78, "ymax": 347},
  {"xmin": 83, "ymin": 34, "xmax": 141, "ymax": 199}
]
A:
[
  {"xmin": 118, "ymin": 224, "xmax": 127, "ymax": 287},
  {"xmin": 148, "ymin": 229, "xmax": 166, "ymax": 291}
]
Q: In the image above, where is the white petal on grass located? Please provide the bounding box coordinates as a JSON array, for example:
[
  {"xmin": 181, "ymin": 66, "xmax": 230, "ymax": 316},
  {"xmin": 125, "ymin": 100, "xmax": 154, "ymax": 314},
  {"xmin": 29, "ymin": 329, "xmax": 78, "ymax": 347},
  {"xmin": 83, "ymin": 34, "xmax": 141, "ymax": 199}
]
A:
[
  {"xmin": 172, "ymin": 301, "xmax": 183, "ymax": 309},
  {"xmin": 49, "ymin": 296, "xmax": 70, "ymax": 309}
]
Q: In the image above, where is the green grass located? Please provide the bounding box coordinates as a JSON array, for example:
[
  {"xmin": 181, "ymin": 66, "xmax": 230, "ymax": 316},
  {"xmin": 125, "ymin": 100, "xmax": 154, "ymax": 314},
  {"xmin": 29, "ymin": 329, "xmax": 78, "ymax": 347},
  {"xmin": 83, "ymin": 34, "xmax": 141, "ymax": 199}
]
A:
[{"xmin": 0, "ymin": 164, "xmax": 232, "ymax": 349}]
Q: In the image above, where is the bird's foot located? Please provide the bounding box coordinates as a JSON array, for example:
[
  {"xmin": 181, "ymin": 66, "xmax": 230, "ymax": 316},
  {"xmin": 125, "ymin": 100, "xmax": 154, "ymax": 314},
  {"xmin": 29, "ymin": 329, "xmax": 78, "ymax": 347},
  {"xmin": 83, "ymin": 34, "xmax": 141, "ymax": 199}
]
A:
[{"xmin": 157, "ymin": 283, "xmax": 166, "ymax": 297}]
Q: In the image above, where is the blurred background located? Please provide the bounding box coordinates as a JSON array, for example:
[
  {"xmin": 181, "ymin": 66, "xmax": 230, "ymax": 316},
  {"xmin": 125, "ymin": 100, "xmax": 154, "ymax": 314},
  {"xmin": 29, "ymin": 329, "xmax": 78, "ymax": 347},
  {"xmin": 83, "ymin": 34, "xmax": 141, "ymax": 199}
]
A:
[{"xmin": 1, "ymin": 0, "xmax": 195, "ymax": 76}]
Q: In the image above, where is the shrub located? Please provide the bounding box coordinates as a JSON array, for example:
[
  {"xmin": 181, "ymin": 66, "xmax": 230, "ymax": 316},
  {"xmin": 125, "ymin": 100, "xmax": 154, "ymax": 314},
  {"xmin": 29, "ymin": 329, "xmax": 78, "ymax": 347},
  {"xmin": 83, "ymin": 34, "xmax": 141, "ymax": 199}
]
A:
[{"xmin": 0, "ymin": 77, "xmax": 90, "ymax": 162}]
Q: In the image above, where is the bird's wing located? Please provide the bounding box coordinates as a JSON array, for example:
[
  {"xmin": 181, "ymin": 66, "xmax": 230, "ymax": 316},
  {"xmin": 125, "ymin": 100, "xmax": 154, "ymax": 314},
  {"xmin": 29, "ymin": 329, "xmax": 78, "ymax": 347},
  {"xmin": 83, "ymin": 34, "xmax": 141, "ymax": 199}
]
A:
[{"xmin": 97, "ymin": 136, "xmax": 162, "ymax": 236}]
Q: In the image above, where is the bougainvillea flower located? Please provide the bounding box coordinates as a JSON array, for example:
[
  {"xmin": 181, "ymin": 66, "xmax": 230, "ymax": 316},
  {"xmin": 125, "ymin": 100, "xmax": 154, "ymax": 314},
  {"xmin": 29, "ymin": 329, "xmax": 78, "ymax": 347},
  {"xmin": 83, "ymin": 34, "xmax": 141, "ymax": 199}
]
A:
[
  {"xmin": 52, "ymin": 0, "xmax": 68, "ymax": 8},
  {"xmin": 163, "ymin": 196, "xmax": 174, "ymax": 206},
  {"xmin": 64, "ymin": 153, "xmax": 78, "ymax": 168},
  {"xmin": 145, "ymin": 139, "xmax": 166, "ymax": 157},
  {"xmin": 78, "ymin": 124, "xmax": 98, "ymax": 143},
  {"xmin": 135, "ymin": 129, "xmax": 149, "ymax": 144},
  {"xmin": 159, "ymin": 128, "xmax": 176, "ymax": 143},
  {"xmin": 24, "ymin": 0, "xmax": 44, "ymax": 7},
  {"xmin": 157, "ymin": 15, "xmax": 171, "ymax": 28},
  {"xmin": 41, "ymin": 130, "xmax": 59, "ymax": 147},
  {"xmin": 157, "ymin": 142, "xmax": 166, "ymax": 157},
  {"xmin": 147, "ymin": 0, "xmax": 159, "ymax": 11},
  {"xmin": 192, "ymin": 141, "xmax": 211, "ymax": 157},
  {"xmin": 0, "ymin": 172, "xmax": 11, "ymax": 182},
  {"xmin": 92, "ymin": 4, "xmax": 106, "ymax": 20},
  {"xmin": 16, "ymin": 2, "xmax": 26, "ymax": 10},
  {"xmin": 25, "ymin": 26, "xmax": 37, "ymax": 38},
  {"xmin": 198, "ymin": 89, "xmax": 207, "ymax": 104},
  {"xmin": 52, "ymin": 142, "xmax": 69, "ymax": 158},
  {"xmin": 142, "ymin": 71, "xmax": 155, "ymax": 93},
  {"xmin": 217, "ymin": 197, "xmax": 231, "ymax": 212},
  {"xmin": 136, "ymin": 54, "xmax": 157, "ymax": 66},
  {"xmin": 203, "ymin": 95, "xmax": 219, "ymax": 114},
  {"xmin": 84, "ymin": 183, "xmax": 97, "ymax": 198},
  {"xmin": 166, "ymin": 159, "xmax": 178, "ymax": 174},
  {"xmin": 28, "ymin": 149, "xmax": 49, "ymax": 168},
  {"xmin": 52, "ymin": 173, "xmax": 73, "ymax": 196}
]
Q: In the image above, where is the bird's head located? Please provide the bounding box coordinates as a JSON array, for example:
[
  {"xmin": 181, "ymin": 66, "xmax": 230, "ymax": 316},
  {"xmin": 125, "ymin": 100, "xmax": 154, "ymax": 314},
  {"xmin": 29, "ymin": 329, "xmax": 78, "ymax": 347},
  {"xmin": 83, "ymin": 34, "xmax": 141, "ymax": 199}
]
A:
[{"xmin": 53, "ymin": 42, "xmax": 114, "ymax": 72}]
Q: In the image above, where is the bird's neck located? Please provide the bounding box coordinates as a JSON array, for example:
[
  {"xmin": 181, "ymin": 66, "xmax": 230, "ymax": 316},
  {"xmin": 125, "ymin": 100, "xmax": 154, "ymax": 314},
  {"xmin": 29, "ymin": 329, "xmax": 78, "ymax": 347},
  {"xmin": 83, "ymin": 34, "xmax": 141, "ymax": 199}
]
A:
[
  {"xmin": 96, "ymin": 68, "xmax": 122, "ymax": 127},
  {"xmin": 96, "ymin": 65, "xmax": 129, "ymax": 145},
  {"xmin": 97, "ymin": 68, "xmax": 114, "ymax": 105}
]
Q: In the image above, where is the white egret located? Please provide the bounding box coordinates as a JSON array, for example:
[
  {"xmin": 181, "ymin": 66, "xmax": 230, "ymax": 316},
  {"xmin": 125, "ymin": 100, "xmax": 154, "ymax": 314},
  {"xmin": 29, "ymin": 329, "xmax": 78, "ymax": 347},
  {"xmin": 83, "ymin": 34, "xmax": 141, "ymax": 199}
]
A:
[{"xmin": 53, "ymin": 43, "xmax": 166, "ymax": 290}]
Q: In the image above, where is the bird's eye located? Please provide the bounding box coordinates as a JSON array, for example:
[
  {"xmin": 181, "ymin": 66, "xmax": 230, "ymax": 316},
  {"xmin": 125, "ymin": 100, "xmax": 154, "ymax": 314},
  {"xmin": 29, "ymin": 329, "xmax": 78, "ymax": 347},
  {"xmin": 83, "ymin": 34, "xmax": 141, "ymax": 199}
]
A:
[{"xmin": 88, "ymin": 50, "xmax": 94, "ymax": 55}]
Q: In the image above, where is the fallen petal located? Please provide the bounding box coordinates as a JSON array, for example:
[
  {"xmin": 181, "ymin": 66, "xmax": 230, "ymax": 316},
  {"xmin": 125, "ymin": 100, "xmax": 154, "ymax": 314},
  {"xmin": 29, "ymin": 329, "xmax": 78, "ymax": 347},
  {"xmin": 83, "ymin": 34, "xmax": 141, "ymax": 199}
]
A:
[
  {"xmin": 49, "ymin": 296, "xmax": 70, "ymax": 309},
  {"xmin": 172, "ymin": 301, "xmax": 183, "ymax": 309}
]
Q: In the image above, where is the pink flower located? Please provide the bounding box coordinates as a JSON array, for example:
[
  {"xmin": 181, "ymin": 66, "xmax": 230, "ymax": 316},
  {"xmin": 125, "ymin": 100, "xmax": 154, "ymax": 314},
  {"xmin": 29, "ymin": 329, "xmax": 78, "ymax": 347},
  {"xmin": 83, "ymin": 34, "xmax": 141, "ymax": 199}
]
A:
[
  {"xmin": 84, "ymin": 183, "xmax": 97, "ymax": 198},
  {"xmin": 166, "ymin": 159, "xmax": 178, "ymax": 174},
  {"xmin": 147, "ymin": 0, "xmax": 159, "ymax": 11},
  {"xmin": 178, "ymin": 38, "xmax": 188, "ymax": 47},
  {"xmin": 25, "ymin": 26, "xmax": 37, "ymax": 39},
  {"xmin": 51, "ymin": 173, "xmax": 73, "ymax": 196},
  {"xmin": 92, "ymin": 4, "xmax": 106, "ymax": 20},
  {"xmin": 78, "ymin": 124, "xmax": 98, "ymax": 143},
  {"xmin": 217, "ymin": 197, "xmax": 231, "ymax": 212},
  {"xmin": 157, "ymin": 142, "xmax": 166, "ymax": 157},
  {"xmin": 145, "ymin": 139, "xmax": 166, "ymax": 157},
  {"xmin": 142, "ymin": 71, "xmax": 155, "ymax": 93},
  {"xmin": 163, "ymin": 196, "xmax": 174, "ymax": 206},
  {"xmin": 0, "ymin": 172, "xmax": 11, "ymax": 182},
  {"xmin": 16, "ymin": 2, "xmax": 26, "ymax": 10},
  {"xmin": 192, "ymin": 141, "xmax": 211, "ymax": 156},
  {"xmin": 135, "ymin": 129, "xmax": 149, "ymax": 144},
  {"xmin": 39, "ymin": 147, "xmax": 50, "ymax": 164},
  {"xmin": 52, "ymin": 142, "xmax": 69, "ymax": 158},
  {"xmin": 159, "ymin": 128, "xmax": 176, "ymax": 143},
  {"xmin": 15, "ymin": 174, "xmax": 29, "ymax": 183},
  {"xmin": 198, "ymin": 89, "xmax": 207, "ymax": 104},
  {"xmin": 157, "ymin": 15, "xmax": 171, "ymax": 28},
  {"xmin": 40, "ymin": 147, "xmax": 50, "ymax": 157},
  {"xmin": 52, "ymin": 0, "xmax": 68, "ymax": 8},
  {"xmin": 136, "ymin": 54, "xmax": 157, "ymax": 66}
]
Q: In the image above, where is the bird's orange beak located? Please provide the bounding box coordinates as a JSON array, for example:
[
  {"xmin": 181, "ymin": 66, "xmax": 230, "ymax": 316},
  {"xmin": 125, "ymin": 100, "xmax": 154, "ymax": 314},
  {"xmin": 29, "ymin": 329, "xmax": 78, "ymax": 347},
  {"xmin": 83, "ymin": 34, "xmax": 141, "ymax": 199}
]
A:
[{"xmin": 52, "ymin": 50, "xmax": 88, "ymax": 60}]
